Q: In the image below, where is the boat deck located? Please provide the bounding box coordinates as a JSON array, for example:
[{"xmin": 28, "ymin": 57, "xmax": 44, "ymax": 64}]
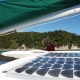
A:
[{"xmin": 1, "ymin": 50, "xmax": 80, "ymax": 80}]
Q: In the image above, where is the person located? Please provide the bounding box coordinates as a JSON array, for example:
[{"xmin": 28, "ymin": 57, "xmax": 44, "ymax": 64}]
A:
[{"xmin": 44, "ymin": 41, "xmax": 55, "ymax": 51}]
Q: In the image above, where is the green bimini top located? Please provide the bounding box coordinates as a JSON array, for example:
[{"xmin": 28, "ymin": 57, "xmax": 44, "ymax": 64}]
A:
[{"xmin": 0, "ymin": 0, "xmax": 80, "ymax": 30}]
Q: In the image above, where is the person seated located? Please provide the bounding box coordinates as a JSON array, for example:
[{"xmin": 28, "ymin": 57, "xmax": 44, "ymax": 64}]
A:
[{"xmin": 44, "ymin": 41, "xmax": 55, "ymax": 51}]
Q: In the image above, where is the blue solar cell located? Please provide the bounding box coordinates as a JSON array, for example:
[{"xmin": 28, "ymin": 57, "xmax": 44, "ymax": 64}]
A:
[
  {"xmin": 62, "ymin": 53, "xmax": 68, "ymax": 57},
  {"xmin": 74, "ymin": 71, "xmax": 80, "ymax": 77},
  {"xmin": 41, "ymin": 63, "xmax": 52, "ymax": 68},
  {"xmin": 51, "ymin": 64, "xmax": 62, "ymax": 69},
  {"xmin": 61, "ymin": 70, "xmax": 73, "ymax": 78},
  {"xmin": 66, "ymin": 58, "xmax": 73, "ymax": 61},
  {"xmin": 15, "ymin": 67, "xmax": 29, "ymax": 73},
  {"xmin": 44, "ymin": 57, "xmax": 50, "ymax": 60},
  {"xmin": 56, "ymin": 61, "xmax": 64, "ymax": 64},
  {"xmin": 68, "ymin": 53, "xmax": 74, "ymax": 57},
  {"xmin": 32, "ymin": 63, "xmax": 43, "ymax": 68},
  {"xmin": 65, "ymin": 61, "xmax": 73, "ymax": 65},
  {"xmin": 49, "ymin": 53, "xmax": 57, "ymax": 57},
  {"xmin": 58, "ymin": 58, "xmax": 65, "ymax": 61},
  {"xmin": 43, "ymin": 58, "xmax": 50, "ymax": 61},
  {"xmin": 74, "ymin": 53, "xmax": 80, "ymax": 57},
  {"xmin": 63, "ymin": 64, "xmax": 73, "ymax": 69},
  {"xmin": 50, "ymin": 58, "xmax": 57, "ymax": 61},
  {"xmin": 74, "ymin": 65, "xmax": 80, "ymax": 70},
  {"xmin": 48, "ymin": 69, "xmax": 61, "ymax": 77},
  {"xmin": 75, "ymin": 61, "xmax": 80, "ymax": 64},
  {"xmin": 74, "ymin": 58, "xmax": 80, "ymax": 61},
  {"xmin": 48, "ymin": 60, "xmax": 56, "ymax": 64},
  {"xmin": 40, "ymin": 59, "xmax": 49, "ymax": 63},
  {"xmin": 36, "ymin": 68, "xmax": 49, "ymax": 76},
  {"xmin": 56, "ymin": 53, "xmax": 62, "ymax": 57},
  {"xmin": 25, "ymin": 68, "xmax": 38, "ymax": 74}
]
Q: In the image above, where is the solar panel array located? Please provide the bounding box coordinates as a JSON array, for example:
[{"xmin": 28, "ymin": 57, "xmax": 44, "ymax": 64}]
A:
[{"xmin": 15, "ymin": 53, "xmax": 80, "ymax": 79}]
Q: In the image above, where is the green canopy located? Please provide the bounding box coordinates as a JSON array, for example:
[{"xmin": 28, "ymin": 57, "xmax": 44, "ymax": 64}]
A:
[{"xmin": 0, "ymin": 0, "xmax": 80, "ymax": 31}]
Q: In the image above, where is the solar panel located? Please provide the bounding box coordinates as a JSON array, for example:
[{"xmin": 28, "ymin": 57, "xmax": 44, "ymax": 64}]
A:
[
  {"xmin": 74, "ymin": 65, "xmax": 80, "ymax": 70},
  {"xmin": 41, "ymin": 63, "xmax": 52, "ymax": 68},
  {"xmin": 37, "ymin": 68, "xmax": 49, "ymax": 76},
  {"xmin": 32, "ymin": 63, "xmax": 42, "ymax": 68},
  {"xmin": 15, "ymin": 66, "xmax": 29, "ymax": 73},
  {"xmin": 26, "ymin": 67, "xmax": 38, "ymax": 74},
  {"xmin": 8, "ymin": 52, "xmax": 80, "ymax": 79},
  {"xmin": 51, "ymin": 64, "xmax": 62, "ymax": 69},
  {"xmin": 56, "ymin": 61, "xmax": 64, "ymax": 64},
  {"xmin": 48, "ymin": 69, "xmax": 61, "ymax": 77},
  {"xmin": 74, "ymin": 71, "xmax": 80, "ymax": 77},
  {"xmin": 62, "ymin": 64, "xmax": 73, "ymax": 69},
  {"xmin": 75, "ymin": 61, "xmax": 80, "ymax": 64},
  {"xmin": 61, "ymin": 70, "xmax": 73, "ymax": 78},
  {"xmin": 65, "ymin": 61, "xmax": 73, "ymax": 65}
]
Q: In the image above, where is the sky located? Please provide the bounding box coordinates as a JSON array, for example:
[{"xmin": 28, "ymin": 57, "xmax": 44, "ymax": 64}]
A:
[{"xmin": 17, "ymin": 13, "xmax": 80, "ymax": 35}]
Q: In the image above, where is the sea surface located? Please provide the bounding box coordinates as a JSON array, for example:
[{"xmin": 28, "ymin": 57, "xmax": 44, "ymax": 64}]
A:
[
  {"xmin": 0, "ymin": 50, "xmax": 6, "ymax": 54},
  {"xmin": 0, "ymin": 50, "xmax": 8, "ymax": 65}
]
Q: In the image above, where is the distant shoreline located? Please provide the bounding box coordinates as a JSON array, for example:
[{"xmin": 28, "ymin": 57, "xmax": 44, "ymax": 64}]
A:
[{"xmin": 0, "ymin": 48, "xmax": 80, "ymax": 51}]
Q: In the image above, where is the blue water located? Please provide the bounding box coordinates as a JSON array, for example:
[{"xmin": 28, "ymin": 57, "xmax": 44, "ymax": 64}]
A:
[
  {"xmin": 0, "ymin": 50, "xmax": 6, "ymax": 54},
  {"xmin": 0, "ymin": 61, "xmax": 8, "ymax": 65},
  {"xmin": 0, "ymin": 50, "xmax": 8, "ymax": 65}
]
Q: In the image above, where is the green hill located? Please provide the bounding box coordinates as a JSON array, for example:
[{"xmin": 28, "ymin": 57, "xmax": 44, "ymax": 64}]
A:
[{"xmin": 0, "ymin": 30, "xmax": 80, "ymax": 49}]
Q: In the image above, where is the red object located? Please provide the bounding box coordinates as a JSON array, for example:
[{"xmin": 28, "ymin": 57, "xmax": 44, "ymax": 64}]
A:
[{"xmin": 45, "ymin": 44, "xmax": 55, "ymax": 51}]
